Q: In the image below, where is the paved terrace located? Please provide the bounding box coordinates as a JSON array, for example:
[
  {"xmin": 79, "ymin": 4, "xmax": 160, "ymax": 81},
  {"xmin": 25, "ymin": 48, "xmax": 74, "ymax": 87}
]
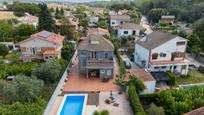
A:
[{"xmin": 63, "ymin": 55, "xmax": 120, "ymax": 92}]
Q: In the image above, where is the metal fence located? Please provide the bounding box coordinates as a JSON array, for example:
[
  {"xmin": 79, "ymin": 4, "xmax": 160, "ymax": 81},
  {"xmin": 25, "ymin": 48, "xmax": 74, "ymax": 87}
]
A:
[{"xmin": 43, "ymin": 51, "xmax": 77, "ymax": 115}]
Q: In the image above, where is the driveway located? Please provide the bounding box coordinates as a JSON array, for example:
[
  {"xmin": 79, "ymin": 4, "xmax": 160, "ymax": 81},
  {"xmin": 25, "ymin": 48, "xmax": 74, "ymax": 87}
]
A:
[{"xmin": 140, "ymin": 16, "xmax": 153, "ymax": 34}]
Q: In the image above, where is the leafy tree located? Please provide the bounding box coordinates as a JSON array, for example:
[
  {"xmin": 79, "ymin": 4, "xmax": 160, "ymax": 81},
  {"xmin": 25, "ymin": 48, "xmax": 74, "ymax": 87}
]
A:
[
  {"xmin": 194, "ymin": 18, "xmax": 204, "ymax": 50},
  {"xmin": 1, "ymin": 75, "xmax": 44, "ymax": 103},
  {"xmin": 59, "ymin": 18, "xmax": 73, "ymax": 37},
  {"xmin": 128, "ymin": 75, "xmax": 146, "ymax": 93},
  {"xmin": 61, "ymin": 41, "xmax": 75, "ymax": 61},
  {"xmin": 38, "ymin": 3, "xmax": 54, "ymax": 31},
  {"xmin": 147, "ymin": 103, "xmax": 165, "ymax": 115},
  {"xmin": 0, "ymin": 20, "xmax": 15, "ymax": 42},
  {"xmin": 80, "ymin": 18, "xmax": 89, "ymax": 32},
  {"xmin": 147, "ymin": 8, "xmax": 168, "ymax": 23},
  {"xmin": 0, "ymin": 44, "xmax": 9, "ymax": 58},
  {"xmin": 15, "ymin": 24, "xmax": 36, "ymax": 42},
  {"xmin": 97, "ymin": 20, "xmax": 109, "ymax": 29},
  {"xmin": 0, "ymin": 98, "xmax": 46, "ymax": 114},
  {"xmin": 32, "ymin": 59, "xmax": 62, "ymax": 83},
  {"xmin": 12, "ymin": 2, "xmax": 40, "ymax": 17}
]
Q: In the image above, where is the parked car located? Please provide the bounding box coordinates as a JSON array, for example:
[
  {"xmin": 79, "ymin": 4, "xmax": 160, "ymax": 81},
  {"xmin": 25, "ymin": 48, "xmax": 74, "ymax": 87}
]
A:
[
  {"xmin": 189, "ymin": 64, "xmax": 198, "ymax": 70},
  {"xmin": 124, "ymin": 60, "xmax": 131, "ymax": 69}
]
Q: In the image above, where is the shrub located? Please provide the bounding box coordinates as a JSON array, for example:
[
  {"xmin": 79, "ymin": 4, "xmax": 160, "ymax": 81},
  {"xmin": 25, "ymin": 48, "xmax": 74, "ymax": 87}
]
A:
[
  {"xmin": 128, "ymin": 84, "xmax": 146, "ymax": 115},
  {"xmin": 115, "ymin": 47, "xmax": 126, "ymax": 76},
  {"xmin": 140, "ymin": 87, "xmax": 204, "ymax": 115},
  {"xmin": 166, "ymin": 71, "xmax": 176, "ymax": 86},
  {"xmin": 100, "ymin": 110, "xmax": 109, "ymax": 115},
  {"xmin": 32, "ymin": 59, "xmax": 62, "ymax": 83},
  {"xmin": 146, "ymin": 103, "xmax": 165, "ymax": 115},
  {"xmin": 61, "ymin": 41, "xmax": 75, "ymax": 61},
  {"xmin": 1, "ymin": 75, "xmax": 44, "ymax": 103}
]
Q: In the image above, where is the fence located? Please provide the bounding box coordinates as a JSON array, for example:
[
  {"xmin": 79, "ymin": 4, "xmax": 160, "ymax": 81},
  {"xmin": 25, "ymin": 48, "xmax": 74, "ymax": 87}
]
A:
[{"xmin": 43, "ymin": 51, "xmax": 77, "ymax": 115}]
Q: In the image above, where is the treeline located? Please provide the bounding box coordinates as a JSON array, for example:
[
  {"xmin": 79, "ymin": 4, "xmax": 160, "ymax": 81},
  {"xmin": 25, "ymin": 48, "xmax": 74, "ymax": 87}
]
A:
[{"xmin": 140, "ymin": 0, "xmax": 204, "ymax": 23}]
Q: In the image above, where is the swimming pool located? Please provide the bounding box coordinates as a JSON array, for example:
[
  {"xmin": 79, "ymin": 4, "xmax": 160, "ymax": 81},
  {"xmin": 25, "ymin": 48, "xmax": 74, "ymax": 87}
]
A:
[
  {"xmin": 179, "ymin": 83, "xmax": 204, "ymax": 88},
  {"xmin": 57, "ymin": 94, "xmax": 88, "ymax": 115}
]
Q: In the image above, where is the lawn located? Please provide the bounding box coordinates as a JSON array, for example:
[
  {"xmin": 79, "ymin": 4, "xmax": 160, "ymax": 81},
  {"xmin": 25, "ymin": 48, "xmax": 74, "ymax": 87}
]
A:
[{"xmin": 176, "ymin": 70, "xmax": 204, "ymax": 85}]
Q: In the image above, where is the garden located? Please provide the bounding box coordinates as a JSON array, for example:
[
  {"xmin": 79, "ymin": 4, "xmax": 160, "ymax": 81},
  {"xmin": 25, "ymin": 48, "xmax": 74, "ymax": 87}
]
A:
[{"xmin": 0, "ymin": 41, "xmax": 75, "ymax": 114}]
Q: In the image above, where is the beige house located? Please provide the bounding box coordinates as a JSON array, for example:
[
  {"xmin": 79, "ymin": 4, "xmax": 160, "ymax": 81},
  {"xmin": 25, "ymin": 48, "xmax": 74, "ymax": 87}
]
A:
[{"xmin": 18, "ymin": 30, "xmax": 64, "ymax": 62}]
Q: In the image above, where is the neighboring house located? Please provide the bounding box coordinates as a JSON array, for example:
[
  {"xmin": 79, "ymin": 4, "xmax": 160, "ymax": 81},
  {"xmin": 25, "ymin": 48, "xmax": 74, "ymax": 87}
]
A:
[
  {"xmin": 117, "ymin": 23, "xmax": 144, "ymax": 37},
  {"xmin": 78, "ymin": 35, "xmax": 114, "ymax": 79},
  {"xmin": 18, "ymin": 30, "xmax": 64, "ymax": 62},
  {"xmin": 134, "ymin": 31, "xmax": 190, "ymax": 75},
  {"xmin": 87, "ymin": 28, "xmax": 109, "ymax": 36},
  {"xmin": 17, "ymin": 13, "xmax": 39, "ymax": 27},
  {"xmin": 128, "ymin": 69, "xmax": 156, "ymax": 94},
  {"xmin": 88, "ymin": 16, "xmax": 99, "ymax": 26},
  {"xmin": 159, "ymin": 15, "xmax": 175, "ymax": 24},
  {"xmin": 110, "ymin": 15, "xmax": 130, "ymax": 28},
  {"xmin": 0, "ymin": 42, "xmax": 18, "ymax": 50},
  {"xmin": 184, "ymin": 106, "xmax": 204, "ymax": 115}
]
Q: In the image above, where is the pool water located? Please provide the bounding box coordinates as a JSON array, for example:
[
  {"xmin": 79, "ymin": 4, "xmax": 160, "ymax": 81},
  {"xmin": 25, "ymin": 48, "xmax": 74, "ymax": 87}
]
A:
[
  {"xmin": 179, "ymin": 83, "xmax": 204, "ymax": 88},
  {"xmin": 60, "ymin": 96, "xmax": 85, "ymax": 115}
]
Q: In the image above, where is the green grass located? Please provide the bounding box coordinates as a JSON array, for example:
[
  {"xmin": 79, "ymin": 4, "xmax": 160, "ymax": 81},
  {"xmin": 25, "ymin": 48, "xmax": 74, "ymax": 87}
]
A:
[{"xmin": 176, "ymin": 70, "xmax": 204, "ymax": 85}]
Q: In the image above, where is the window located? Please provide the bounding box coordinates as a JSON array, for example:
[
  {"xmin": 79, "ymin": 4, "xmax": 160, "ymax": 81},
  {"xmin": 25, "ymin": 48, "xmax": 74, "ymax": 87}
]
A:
[
  {"xmin": 160, "ymin": 53, "xmax": 166, "ymax": 57},
  {"xmin": 161, "ymin": 66, "xmax": 167, "ymax": 69},
  {"xmin": 177, "ymin": 41, "xmax": 186, "ymax": 46},
  {"xmin": 49, "ymin": 56, "xmax": 53, "ymax": 58},
  {"xmin": 107, "ymin": 70, "xmax": 112, "ymax": 76},
  {"xmin": 175, "ymin": 52, "xmax": 180, "ymax": 58},
  {"xmin": 154, "ymin": 66, "xmax": 160, "ymax": 69},
  {"xmin": 124, "ymin": 31, "xmax": 128, "ymax": 34},
  {"xmin": 112, "ymin": 22, "xmax": 115, "ymax": 24},
  {"xmin": 105, "ymin": 53, "xmax": 108, "ymax": 58},
  {"xmin": 132, "ymin": 30, "xmax": 136, "ymax": 35},
  {"xmin": 152, "ymin": 53, "xmax": 158, "ymax": 60}
]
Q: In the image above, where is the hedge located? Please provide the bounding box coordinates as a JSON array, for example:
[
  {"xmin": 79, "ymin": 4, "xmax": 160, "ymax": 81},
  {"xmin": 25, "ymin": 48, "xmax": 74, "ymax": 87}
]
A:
[
  {"xmin": 166, "ymin": 71, "xmax": 176, "ymax": 86},
  {"xmin": 115, "ymin": 47, "xmax": 126, "ymax": 76},
  {"xmin": 140, "ymin": 87, "xmax": 204, "ymax": 115},
  {"xmin": 128, "ymin": 84, "xmax": 146, "ymax": 115}
]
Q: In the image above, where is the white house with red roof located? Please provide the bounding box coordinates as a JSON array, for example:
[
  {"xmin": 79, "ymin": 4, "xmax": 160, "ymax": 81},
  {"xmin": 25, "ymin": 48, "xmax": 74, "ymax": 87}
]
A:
[
  {"xmin": 17, "ymin": 13, "xmax": 39, "ymax": 27},
  {"xmin": 18, "ymin": 30, "xmax": 64, "ymax": 62}
]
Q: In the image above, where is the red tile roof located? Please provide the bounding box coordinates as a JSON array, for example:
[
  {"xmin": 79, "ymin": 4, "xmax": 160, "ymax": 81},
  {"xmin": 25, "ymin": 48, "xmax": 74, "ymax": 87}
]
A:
[
  {"xmin": 18, "ymin": 30, "xmax": 64, "ymax": 45},
  {"xmin": 128, "ymin": 69, "xmax": 156, "ymax": 82},
  {"xmin": 184, "ymin": 106, "xmax": 204, "ymax": 115}
]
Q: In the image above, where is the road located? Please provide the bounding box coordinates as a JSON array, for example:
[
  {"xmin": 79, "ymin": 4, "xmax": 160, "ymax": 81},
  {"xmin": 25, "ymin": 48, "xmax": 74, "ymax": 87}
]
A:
[{"xmin": 140, "ymin": 16, "xmax": 153, "ymax": 34}]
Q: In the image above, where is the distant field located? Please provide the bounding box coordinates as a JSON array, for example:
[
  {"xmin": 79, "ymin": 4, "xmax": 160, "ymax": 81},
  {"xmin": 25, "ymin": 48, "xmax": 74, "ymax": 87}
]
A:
[{"xmin": 0, "ymin": 11, "xmax": 17, "ymax": 20}]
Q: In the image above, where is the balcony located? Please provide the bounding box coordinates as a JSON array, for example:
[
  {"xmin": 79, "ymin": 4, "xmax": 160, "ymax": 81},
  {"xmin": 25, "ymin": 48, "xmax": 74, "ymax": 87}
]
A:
[{"xmin": 86, "ymin": 58, "xmax": 114, "ymax": 69}]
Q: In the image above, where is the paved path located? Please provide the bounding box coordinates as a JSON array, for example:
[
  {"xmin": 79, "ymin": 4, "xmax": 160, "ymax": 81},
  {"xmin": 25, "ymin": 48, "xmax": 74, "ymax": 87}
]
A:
[
  {"xmin": 98, "ymin": 92, "xmax": 134, "ymax": 115},
  {"xmin": 140, "ymin": 16, "xmax": 153, "ymax": 34}
]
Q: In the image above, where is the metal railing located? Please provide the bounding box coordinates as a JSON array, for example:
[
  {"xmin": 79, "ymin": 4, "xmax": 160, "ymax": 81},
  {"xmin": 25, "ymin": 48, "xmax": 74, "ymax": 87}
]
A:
[{"xmin": 43, "ymin": 51, "xmax": 77, "ymax": 115}]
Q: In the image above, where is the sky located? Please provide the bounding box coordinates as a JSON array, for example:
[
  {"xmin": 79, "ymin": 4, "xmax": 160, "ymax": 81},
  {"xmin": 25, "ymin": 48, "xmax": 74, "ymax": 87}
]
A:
[{"xmin": 36, "ymin": 0, "xmax": 111, "ymax": 3}]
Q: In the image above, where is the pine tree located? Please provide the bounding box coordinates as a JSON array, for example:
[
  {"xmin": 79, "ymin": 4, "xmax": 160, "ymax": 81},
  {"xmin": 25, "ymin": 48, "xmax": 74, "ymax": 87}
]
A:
[{"xmin": 38, "ymin": 3, "xmax": 54, "ymax": 31}]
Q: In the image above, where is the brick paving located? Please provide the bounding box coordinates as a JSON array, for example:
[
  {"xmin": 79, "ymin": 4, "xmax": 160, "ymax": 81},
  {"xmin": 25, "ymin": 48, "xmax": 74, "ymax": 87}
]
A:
[{"xmin": 63, "ymin": 56, "xmax": 120, "ymax": 92}]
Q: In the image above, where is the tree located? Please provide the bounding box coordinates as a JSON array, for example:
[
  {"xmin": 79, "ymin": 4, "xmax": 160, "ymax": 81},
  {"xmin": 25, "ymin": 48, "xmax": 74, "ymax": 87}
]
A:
[
  {"xmin": 38, "ymin": 3, "xmax": 54, "ymax": 31},
  {"xmin": 0, "ymin": 20, "xmax": 15, "ymax": 42},
  {"xmin": 1, "ymin": 75, "xmax": 44, "ymax": 103},
  {"xmin": 0, "ymin": 44, "xmax": 9, "ymax": 58},
  {"xmin": 194, "ymin": 18, "xmax": 204, "ymax": 50},
  {"xmin": 147, "ymin": 103, "xmax": 165, "ymax": 115},
  {"xmin": 12, "ymin": 2, "xmax": 40, "ymax": 17},
  {"xmin": 128, "ymin": 75, "xmax": 146, "ymax": 93},
  {"xmin": 59, "ymin": 18, "xmax": 73, "ymax": 37},
  {"xmin": 15, "ymin": 24, "xmax": 36, "ymax": 42},
  {"xmin": 80, "ymin": 18, "xmax": 88, "ymax": 32},
  {"xmin": 147, "ymin": 8, "xmax": 168, "ymax": 23},
  {"xmin": 32, "ymin": 59, "xmax": 62, "ymax": 83},
  {"xmin": 61, "ymin": 41, "xmax": 75, "ymax": 60}
]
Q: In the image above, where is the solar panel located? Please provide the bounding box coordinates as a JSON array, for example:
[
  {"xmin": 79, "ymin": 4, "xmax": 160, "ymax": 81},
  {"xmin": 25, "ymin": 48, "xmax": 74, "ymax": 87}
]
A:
[{"xmin": 38, "ymin": 31, "xmax": 53, "ymax": 38}]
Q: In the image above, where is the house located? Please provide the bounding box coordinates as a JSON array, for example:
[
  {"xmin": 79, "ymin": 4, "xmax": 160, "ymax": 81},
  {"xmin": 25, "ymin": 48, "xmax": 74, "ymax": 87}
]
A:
[
  {"xmin": 88, "ymin": 16, "xmax": 99, "ymax": 26},
  {"xmin": 18, "ymin": 30, "xmax": 64, "ymax": 62},
  {"xmin": 87, "ymin": 28, "xmax": 109, "ymax": 36},
  {"xmin": 184, "ymin": 106, "xmax": 204, "ymax": 115},
  {"xmin": 134, "ymin": 31, "xmax": 190, "ymax": 75},
  {"xmin": 159, "ymin": 15, "xmax": 175, "ymax": 24},
  {"xmin": 117, "ymin": 23, "xmax": 144, "ymax": 37},
  {"xmin": 128, "ymin": 69, "xmax": 156, "ymax": 94},
  {"xmin": 78, "ymin": 35, "xmax": 114, "ymax": 79},
  {"xmin": 17, "ymin": 13, "xmax": 39, "ymax": 27},
  {"xmin": 110, "ymin": 15, "xmax": 130, "ymax": 28}
]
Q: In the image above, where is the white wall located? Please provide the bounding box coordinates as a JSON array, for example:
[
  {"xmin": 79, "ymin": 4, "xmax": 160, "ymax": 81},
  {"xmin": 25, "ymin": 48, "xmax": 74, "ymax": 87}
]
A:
[
  {"xmin": 117, "ymin": 29, "xmax": 140, "ymax": 37},
  {"xmin": 134, "ymin": 44, "xmax": 149, "ymax": 68},
  {"xmin": 150, "ymin": 36, "xmax": 187, "ymax": 62},
  {"xmin": 141, "ymin": 81, "xmax": 156, "ymax": 94}
]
